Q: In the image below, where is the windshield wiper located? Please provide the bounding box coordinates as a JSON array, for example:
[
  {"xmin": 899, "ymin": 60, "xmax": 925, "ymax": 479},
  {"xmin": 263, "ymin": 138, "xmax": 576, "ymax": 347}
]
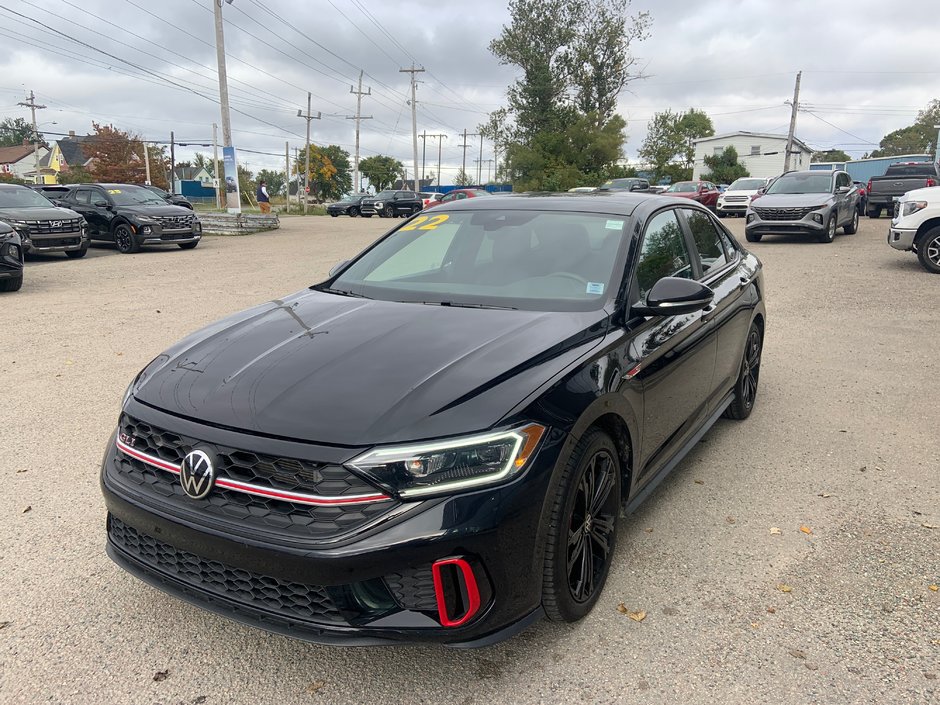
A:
[
  {"xmin": 409, "ymin": 300, "xmax": 518, "ymax": 310},
  {"xmin": 319, "ymin": 287, "xmax": 370, "ymax": 299}
]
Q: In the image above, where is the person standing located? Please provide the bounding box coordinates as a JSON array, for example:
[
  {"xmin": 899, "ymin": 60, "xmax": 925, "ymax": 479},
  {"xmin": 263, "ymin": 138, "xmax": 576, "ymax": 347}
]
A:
[{"xmin": 257, "ymin": 180, "xmax": 271, "ymax": 214}]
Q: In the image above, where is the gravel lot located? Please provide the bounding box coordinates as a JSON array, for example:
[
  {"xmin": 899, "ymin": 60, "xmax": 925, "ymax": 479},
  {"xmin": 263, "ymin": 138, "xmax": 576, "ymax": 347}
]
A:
[{"xmin": 1, "ymin": 212, "xmax": 937, "ymax": 705}]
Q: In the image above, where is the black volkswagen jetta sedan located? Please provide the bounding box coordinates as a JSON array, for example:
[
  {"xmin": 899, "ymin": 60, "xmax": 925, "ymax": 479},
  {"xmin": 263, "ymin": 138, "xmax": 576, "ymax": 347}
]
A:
[{"xmin": 102, "ymin": 193, "xmax": 765, "ymax": 646}]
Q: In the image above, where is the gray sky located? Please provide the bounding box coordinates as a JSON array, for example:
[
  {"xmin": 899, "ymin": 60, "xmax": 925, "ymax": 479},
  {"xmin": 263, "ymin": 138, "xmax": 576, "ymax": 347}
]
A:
[{"xmin": 1, "ymin": 0, "xmax": 936, "ymax": 183}]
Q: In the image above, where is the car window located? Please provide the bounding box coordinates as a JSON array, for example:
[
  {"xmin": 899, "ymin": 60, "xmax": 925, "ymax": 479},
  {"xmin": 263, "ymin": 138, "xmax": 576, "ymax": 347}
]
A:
[
  {"xmin": 72, "ymin": 189, "xmax": 92, "ymax": 205},
  {"xmin": 684, "ymin": 210, "xmax": 729, "ymax": 275},
  {"xmin": 635, "ymin": 209, "xmax": 693, "ymax": 300}
]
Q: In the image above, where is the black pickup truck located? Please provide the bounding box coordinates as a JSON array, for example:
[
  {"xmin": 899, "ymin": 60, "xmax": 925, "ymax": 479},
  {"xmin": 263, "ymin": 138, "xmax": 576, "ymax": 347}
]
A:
[
  {"xmin": 866, "ymin": 162, "xmax": 940, "ymax": 218},
  {"xmin": 360, "ymin": 190, "xmax": 423, "ymax": 218},
  {"xmin": 59, "ymin": 183, "xmax": 201, "ymax": 253}
]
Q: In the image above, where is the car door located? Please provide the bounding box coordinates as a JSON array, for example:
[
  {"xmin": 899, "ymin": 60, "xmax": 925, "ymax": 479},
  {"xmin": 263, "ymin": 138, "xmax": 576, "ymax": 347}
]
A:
[
  {"xmin": 68, "ymin": 188, "xmax": 101, "ymax": 236},
  {"xmin": 623, "ymin": 207, "xmax": 718, "ymax": 479},
  {"xmin": 836, "ymin": 172, "xmax": 852, "ymax": 224},
  {"xmin": 678, "ymin": 207, "xmax": 752, "ymax": 402}
]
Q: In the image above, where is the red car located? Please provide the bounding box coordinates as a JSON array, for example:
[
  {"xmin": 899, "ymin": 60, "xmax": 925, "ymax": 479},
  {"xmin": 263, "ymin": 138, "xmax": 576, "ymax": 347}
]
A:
[
  {"xmin": 661, "ymin": 181, "xmax": 720, "ymax": 209},
  {"xmin": 424, "ymin": 188, "xmax": 490, "ymax": 209}
]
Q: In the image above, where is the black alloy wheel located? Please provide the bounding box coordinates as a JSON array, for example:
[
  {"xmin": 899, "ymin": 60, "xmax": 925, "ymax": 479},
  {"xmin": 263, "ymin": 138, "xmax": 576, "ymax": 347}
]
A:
[
  {"xmin": 542, "ymin": 429, "xmax": 621, "ymax": 622},
  {"xmin": 349, "ymin": 206, "xmax": 359, "ymax": 217},
  {"xmin": 917, "ymin": 227, "xmax": 940, "ymax": 274},
  {"xmin": 724, "ymin": 322, "xmax": 763, "ymax": 420},
  {"xmin": 114, "ymin": 223, "xmax": 140, "ymax": 254},
  {"xmin": 330, "ymin": 212, "xmax": 338, "ymax": 217}
]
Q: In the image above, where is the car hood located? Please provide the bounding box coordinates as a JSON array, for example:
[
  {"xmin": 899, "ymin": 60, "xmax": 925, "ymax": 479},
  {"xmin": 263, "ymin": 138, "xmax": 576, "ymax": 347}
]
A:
[
  {"xmin": 899, "ymin": 185, "xmax": 940, "ymax": 202},
  {"xmin": 0, "ymin": 206, "xmax": 82, "ymax": 221},
  {"xmin": 752, "ymin": 193, "xmax": 833, "ymax": 207},
  {"xmin": 133, "ymin": 289, "xmax": 609, "ymax": 446},
  {"xmin": 720, "ymin": 189, "xmax": 759, "ymax": 198},
  {"xmin": 116, "ymin": 204, "xmax": 194, "ymax": 217}
]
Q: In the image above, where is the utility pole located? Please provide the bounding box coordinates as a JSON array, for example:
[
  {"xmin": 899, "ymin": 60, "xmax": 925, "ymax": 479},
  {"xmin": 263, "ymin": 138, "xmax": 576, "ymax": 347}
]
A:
[
  {"xmin": 17, "ymin": 90, "xmax": 45, "ymax": 184},
  {"xmin": 297, "ymin": 92, "xmax": 321, "ymax": 214},
  {"xmin": 421, "ymin": 134, "xmax": 447, "ymax": 188},
  {"xmin": 347, "ymin": 70, "xmax": 372, "ymax": 194},
  {"xmin": 400, "ymin": 64, "xmax": 425, "ymax": 191},
  {"xmin": 934, "ymin": 125, "xmax": 940, "ymax": 165},
  {"xmin": 476, "ymin": 158, "xmax": 495, "ymax": 183},
  {"xmin": 143, "ymin": 140, "xmax": 152, "ymax": 186},
  {"xmin": 436, "ymin": 134, "xmax": 447, "ymax": 189},
  {"xmin": 458, "ymin": 129, "xmax": 479, "ymax": 183},
  {"xmin": 285, "ymin": 140, "xmax": 290, "ymax": 211},
  {"xmin": 783, "ymin": 71, "xmax": 802, "ymax": 173},
  {"xmin": 170, "ymin": 131, "xmax": 175, "ymax": 194},
  {"xmin": 420, "ymin": 130, "xmax": 427, "ymax": 183},
  {"xmin": 213, "ymin": 0, "xmax": 234, "ymax": 149},
  {"xmin": 212, "ymin": 123, "xmax": 221, "ymax": 209},
  {"xmin": 477, "ymin": 135, "xmax": 484, "ymax": 185}
]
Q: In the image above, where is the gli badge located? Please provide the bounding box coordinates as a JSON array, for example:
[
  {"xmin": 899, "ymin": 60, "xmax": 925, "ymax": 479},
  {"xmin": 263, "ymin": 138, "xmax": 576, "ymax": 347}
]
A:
[{"xmin": 180, "ymin": 449, "xmax": 216, "ymax": 500}]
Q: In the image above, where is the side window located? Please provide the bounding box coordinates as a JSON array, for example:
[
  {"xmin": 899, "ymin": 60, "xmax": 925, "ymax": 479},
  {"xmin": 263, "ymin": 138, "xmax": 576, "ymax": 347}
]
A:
[
  {"xmin": 72, "ymin": 189, "xmax": 91, "ymax": 205},
  {"xmin": 442, "ymin": 192, "xmax": 456, "ymax": 202},
  {"xmin": 634, "ymin": 209, "xmax": 693, "ymax": 300},
  {"xmin": 684, "ymin": 210, "xmax": 729, "ymax": 275},
  {"xmin": 456, "ymin": 192, "xmax": 468, "ymax": 200}
]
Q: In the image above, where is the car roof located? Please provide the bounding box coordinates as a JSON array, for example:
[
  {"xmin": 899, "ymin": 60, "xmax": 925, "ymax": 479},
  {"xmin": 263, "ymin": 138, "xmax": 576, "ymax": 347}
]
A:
[
  {"xmin": 430, "ymin": 191, "xmax": 692, "ymax": 216},
  {"xmin": 0, "ymin": 183, "xmax": 32, "ymax": 190}
]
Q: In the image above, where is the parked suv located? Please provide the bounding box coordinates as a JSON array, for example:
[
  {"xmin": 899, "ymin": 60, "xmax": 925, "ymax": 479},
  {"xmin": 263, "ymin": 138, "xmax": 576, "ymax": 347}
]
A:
[
  {"xmin": 0, "ymin": 221, "xmax": 24, "ymax": 292},
  {"xmin": 0, "ymin": 184, "xmax": 89, "ymax": 258},
  {"xmin": 61, "ymin": 183, "xmax": 201, "ymax": 253},
  {"xmin": 142, "ymin": 184, "xmax": 194, "ymax": 210},
  {"xmin": 888, "ymin": 186, "xmax": 940, "ymax": 274},
  {"xmin": 360, "ymin": 190, "xmax": 422, "ymax": 218},
  {"xmin": 745, "ymin": 170, "xmax": 859, "ymax": 243},
  {"xmin": 717, "ymin": 178, "xmax": 768, "ymax": 217}
]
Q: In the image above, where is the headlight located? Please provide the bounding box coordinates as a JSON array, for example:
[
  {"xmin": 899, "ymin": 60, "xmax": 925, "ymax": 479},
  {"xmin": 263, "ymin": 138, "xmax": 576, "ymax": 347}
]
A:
[
  {"xmin": 193, "ymin": 220, "xmax": 202, "ymax": 232},
  {"xmin": 141, "ymin": 226, "xmax": 153, "ymax": 234},
  {"xmin": 5, "ymin": 219, "xmax": 30, "ymax": 231},
  {"xmin": 6, "ymin": 243, "xmax": 20, "ymax": 259},
  {"xmin": 746, "ymin": 213, "xmax": 756, "ymax": 223},
  {"xmin": 902, "ymin": 201, "xmax": 928, "ymax": 216},
  {"xmin": 349, "ymin": 424, "xmax": 546, "ymax": 498},
  {"xmin": 374, "ymin": 201, "xmax": 384, "ymax": 208}
]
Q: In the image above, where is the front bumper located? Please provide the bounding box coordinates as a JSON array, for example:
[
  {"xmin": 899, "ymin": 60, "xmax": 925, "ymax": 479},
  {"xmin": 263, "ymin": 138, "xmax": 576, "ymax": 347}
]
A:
[
  {"xmin": 140, "ymin": 232, "xmax": 201, "ymax": 246},
  {"xmin": 100, "ymin": 404, "xmax": 562, "ymax": 646},
  {"xmin": 22, "ymin": 230, "xmax": 88, "ymax": 253},
  {"xmin": 887, "ymin": 226, "xmax": 917, "ymax": 251},
  {"xmin": 717, "ymin": 199, "xmax": 749, "ymax": 214},
  {"xmin": 745, "ymin": 214, "xmax": 827, "ymax": 236}
]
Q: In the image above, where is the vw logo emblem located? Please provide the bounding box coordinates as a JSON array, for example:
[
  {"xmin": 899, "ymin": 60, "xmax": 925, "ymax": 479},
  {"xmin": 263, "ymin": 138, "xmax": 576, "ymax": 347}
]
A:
[{"xmin": 180, "ymin": 449, "xmax": 216, "ymax": 499}]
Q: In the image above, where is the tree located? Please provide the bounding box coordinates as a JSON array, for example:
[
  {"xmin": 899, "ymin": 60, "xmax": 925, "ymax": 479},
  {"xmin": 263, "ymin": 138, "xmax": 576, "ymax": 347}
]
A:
[
  {"xmin": 701, "ymin": 146, "xmax": 749, "ymax": 184},
  {"xmin": 359, "ymin": 154, "xmax": 404, "ymax": 191},
  {"xmin": 0, "ymin": 172, "xmax": 27, "ymax": 185},
  {"xmin": 57, "ymin": 166, "xmax": 95, "ymax": 184},
  {"xmin": 638, "ymin": 108, "xmax": 714, "ymax": 182},
  {"xmin": 454, "ymin": 168, "xmax": 473, "ymax": 187},
  {"xmin": 237, "ymin": 164, "xmax": 254, "ymax": 205},
  {"xmin": 295, "ymin": 145, "xmax": 338, "ymax": 201},
  {"xmin": 871, "ymin": 99, "xmax": 940, "ymax": 158},
  {"xmin": 0, "ymin": 117, "xmax": 40, "ymax": 147},
  {"xmin": 812, "ymin": 149, "xmax": 851, "ymax": 163},
  {"xmin": 256, "ymin": 168, "xmax": 286, "ymax": 197},
  {"xmin": 146, "ymin": 145, "xmax": 171, "ymax": 190},
  {"xmin": 486, "ymin": 0, "xmax": 649, "ymax": 190},
  {"xmin": 320, "ymin": 145, "xmax": 352, "ymax": 199},
  {"xmin": 85, "ymin": 123, "xmax": 145, "ymax": 183}
]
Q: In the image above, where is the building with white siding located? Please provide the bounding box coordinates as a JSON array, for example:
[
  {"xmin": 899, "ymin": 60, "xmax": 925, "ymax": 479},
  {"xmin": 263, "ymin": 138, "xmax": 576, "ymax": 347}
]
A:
[{"xmin": 691, "ymin": 131, "xmax": 814, "ymax": 180}]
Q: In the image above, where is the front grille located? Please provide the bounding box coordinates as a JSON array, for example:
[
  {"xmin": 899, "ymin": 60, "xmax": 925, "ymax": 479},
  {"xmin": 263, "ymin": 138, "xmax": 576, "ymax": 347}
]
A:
[
  {"xmin": 894, "ymin": 202, "xmax": 900, "ymax": 218},
  {"xmin": 27, "ymin": 218, "xmax": 82, "ymax": 235},
  {"xmin": 155, "ymin": 214, "xmax": 195, "ymax": 230},
  {"xmin": 753, "ymin": 206, "xmax": 817, "ymax": 221},
  {"xmin": 723, "ymin": 195, "xmax": 749, "ymax": 202},
  {"xmin": 113, "ymin": 414, "xmax": 395, "ymax": 540},
  {"xmin": 384, "ymin": 567, "xmax": 437, "ymax": 611},
  {"xmin": 30, "ymin": 236, "xmax": 82, "ymax": 248},
  {"xmin": 108, "ymin": 516, "xmax": 346, "ymax": 624}
]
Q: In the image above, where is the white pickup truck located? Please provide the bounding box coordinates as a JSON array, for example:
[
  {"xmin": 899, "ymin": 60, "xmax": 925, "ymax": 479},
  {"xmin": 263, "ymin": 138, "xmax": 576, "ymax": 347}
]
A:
[{"xmin": 888, "ymin": 186, "xmax": 940, "ymax": 274}]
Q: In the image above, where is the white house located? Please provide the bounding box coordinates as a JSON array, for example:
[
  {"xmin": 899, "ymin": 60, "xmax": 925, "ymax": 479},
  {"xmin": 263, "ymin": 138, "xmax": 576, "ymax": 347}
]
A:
[
  {"xmin": 691, "ymin": 131, "xmax": 813, "ymax": 181},
  {"xmin": 0, "ymin": 143, "xmax": 51, "ymax": 182}
]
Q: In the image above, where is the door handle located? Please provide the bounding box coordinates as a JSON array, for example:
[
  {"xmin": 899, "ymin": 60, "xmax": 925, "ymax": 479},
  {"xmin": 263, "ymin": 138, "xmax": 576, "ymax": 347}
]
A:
[
  {"xmin": 738, "ymin": 274, "xmax": 755, "ymax": 290},
  {"xmin": 701, "ymin": 304, "xmax": 718, "ymax": 321}
]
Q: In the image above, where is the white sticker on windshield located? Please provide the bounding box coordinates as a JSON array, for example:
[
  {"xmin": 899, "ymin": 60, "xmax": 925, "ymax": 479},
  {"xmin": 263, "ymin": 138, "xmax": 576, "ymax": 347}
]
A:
[
  {"xmin": 605, "ymin": 219, "xmax": 624, "ymax": 230},
  {"xmin": 586, "ymin": 282, "xmax": 604, "ymax": 295}
]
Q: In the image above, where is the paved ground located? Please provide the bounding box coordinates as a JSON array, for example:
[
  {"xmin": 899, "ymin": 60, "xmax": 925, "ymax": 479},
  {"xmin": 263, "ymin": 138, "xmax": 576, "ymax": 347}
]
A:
[{"xmin": 1, "ymin": 212, "xmax": 937, "ymax": 705}]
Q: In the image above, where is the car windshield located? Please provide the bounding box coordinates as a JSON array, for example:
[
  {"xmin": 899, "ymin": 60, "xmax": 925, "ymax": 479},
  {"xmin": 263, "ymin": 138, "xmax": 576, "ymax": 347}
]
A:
[
  {"xmin": 105, "ymin": 186, "xmax": 167, "ymax": 206},
  {"xmin": 325, "ymin": 210, "xmax": 628, "ymax": 312},
  {"xmin": 145, "ymin": 186, "xmax": 169, "ymax": 197},
  {"xmin": 0, "ymin": 188, "xmax": 55, "ymax": 208},
  {"xmin": 665, "ymin": 182, "xmax": 697, "ymax": 193},
  {"xmin": 728, "ymin": 179, "xmax": 766, "ymax": 191},
  {"xmin": 765, "ymin": 173, "xmax": 832, "ymax": 194},
  {"xmin": 373, "ymin": 191, "xmax": 398, "ymax": 199}
]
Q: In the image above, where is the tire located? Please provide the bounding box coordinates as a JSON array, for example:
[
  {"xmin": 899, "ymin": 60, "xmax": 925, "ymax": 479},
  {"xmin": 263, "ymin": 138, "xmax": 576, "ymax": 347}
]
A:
[
  {"xmin": 843, "ymin": 208, "xmax": 858, "ymax": 234},
  {"xmin": 745, "ymin": 230, "xmax": 763, "ymax": 243},
  {"xmin": 867, "ymin": 207, "xmax": 880, "ymax": 219},
  {"xmin": 717, "ymin": 211, "xmax": 726, "ymax": 218},
  {"xmin": 723, "ymin": 321, "xmax": 763, "ymax": 420},
  {"xmin": 349, "ymin": 207, "xmax": 359, "ymax": 217},
  {"xmin": 0, "ymin": 274, "xmax": 23, "ymax": 292},
  {"xmin": 818, "ymin": 213, "xmax": 837, "ymax": 243},
  {"xmin": 65, "ymin": 245, "xmax": 88, "ymax": 259},
  {"xmin": 330, "ymin": 212, "xmax": 338, "ymax": 217},
  {"xmin": 916, "ymin": 226, "xmax": 940, "ymax": 274},
  {"xmin": 114, "ymin": 223, "xmax": 140, "ymax": 254},
  {"xmin": 178, "ymin": 241, "xmax": 198, "ymax": 250},
  {"xmin": 542, "ymin": 429, "xmax": 621, "ymax": 623}
]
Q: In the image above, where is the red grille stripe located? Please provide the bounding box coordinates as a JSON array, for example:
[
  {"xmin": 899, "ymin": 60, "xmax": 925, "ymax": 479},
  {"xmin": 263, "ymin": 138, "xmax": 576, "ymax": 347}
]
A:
[{"xmin": 115, "ymin": 438, "xmax": 390, "ymax": 506}]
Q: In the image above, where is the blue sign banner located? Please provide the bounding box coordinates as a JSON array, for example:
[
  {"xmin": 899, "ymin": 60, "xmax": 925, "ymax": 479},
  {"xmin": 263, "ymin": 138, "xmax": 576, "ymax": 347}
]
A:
[{"xmin": 222, "ymin": 146, "xmax": 241, "ymax": 213}]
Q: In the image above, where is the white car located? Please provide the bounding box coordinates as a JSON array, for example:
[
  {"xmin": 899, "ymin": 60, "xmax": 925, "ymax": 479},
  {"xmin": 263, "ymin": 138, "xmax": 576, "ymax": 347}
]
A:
[
  {"xmin": 717, "ymin": 177, "xmax": 769, "ymax": 217},
  {"xmin": 418, "ymin": 192, "xmax": 444, "ymax": 209},
  {"xmin": 888, "ymin": 186, "xmax": 940, "ymax": 274}
]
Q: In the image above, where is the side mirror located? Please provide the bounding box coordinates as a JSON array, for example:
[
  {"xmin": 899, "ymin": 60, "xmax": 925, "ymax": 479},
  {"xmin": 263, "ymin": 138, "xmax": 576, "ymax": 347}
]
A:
[
  {"xmin": 329, "ymin": 259, "xmax": 350, "ymax": 277},
  {"xmin": 835, "ymin": 186, "xmax": 849, "ymax": 194},
  {"xmin": 632, "ymin": 278, "xmax": 714, "ymax": 317},
  {"xmin": 94, "ymin": 200, "xmax": 109, "ymax": 208},
  {"xmin": 629, "ymin": 183, "xmax": 642, "ymax": 191}
]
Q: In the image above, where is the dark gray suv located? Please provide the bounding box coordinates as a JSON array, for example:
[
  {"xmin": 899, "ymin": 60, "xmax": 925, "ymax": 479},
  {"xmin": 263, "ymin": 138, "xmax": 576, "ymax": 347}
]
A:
[{"xmin": 745, "ymin": 170, "xmax": 859, "ymax": 244}]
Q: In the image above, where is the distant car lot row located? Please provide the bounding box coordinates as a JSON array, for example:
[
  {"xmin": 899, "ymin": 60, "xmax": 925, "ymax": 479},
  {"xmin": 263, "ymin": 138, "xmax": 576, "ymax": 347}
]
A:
[{"xmin": 0, "ymin": 182, "xmax": 202, "ymax": 292}]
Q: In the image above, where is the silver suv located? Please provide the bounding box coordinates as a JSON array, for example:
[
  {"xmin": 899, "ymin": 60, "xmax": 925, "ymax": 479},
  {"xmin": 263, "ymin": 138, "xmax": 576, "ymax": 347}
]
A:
[{"xmin": 745, "ymin": 170, "xmax": 859, "ymax": 244}]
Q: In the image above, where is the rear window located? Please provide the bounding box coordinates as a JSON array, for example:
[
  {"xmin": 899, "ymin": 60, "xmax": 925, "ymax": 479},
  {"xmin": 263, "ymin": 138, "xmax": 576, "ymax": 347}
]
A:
[{"xmin": 884, "ymin": 164, "xmax": 937, "ymax": 176}]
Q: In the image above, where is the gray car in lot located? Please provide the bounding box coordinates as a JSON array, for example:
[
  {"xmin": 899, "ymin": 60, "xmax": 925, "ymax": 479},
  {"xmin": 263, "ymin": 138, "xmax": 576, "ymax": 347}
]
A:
[{"xmin": 745, "ymin": 170, "xmax": 860, "ymax": 243}]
